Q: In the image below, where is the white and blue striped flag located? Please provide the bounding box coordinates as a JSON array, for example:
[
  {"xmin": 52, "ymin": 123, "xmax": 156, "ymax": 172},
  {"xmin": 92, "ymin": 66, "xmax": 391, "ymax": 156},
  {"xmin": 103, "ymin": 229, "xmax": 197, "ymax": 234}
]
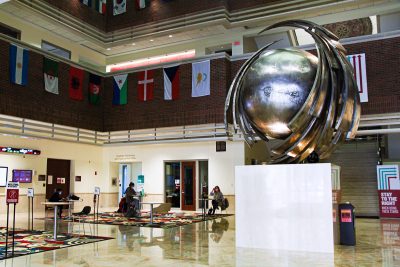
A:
[{"xmin": 9, "ymin": 44, "xmax": 29, "ymax": 86}]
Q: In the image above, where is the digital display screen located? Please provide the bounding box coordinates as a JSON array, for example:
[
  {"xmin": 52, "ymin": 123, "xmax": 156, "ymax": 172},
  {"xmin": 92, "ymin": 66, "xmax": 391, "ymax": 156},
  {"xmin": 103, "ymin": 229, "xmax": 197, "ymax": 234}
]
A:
[{"xmin": 12, "ymin": 170, "xmax": 32, "ymax": 183}]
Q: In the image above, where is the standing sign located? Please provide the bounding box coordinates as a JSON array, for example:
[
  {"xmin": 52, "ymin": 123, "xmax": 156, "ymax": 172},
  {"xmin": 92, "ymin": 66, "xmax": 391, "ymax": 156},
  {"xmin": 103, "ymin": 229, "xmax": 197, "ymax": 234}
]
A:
[
  {"xmin": 137, "ymin": 175, "xmax": 145, "ymax": 196},
  {"xmin": 94, "ymin": 186, "xmax": 100, "ymax": 195},
  {"xmin": 6, "ymin": 182, "xmax": 20, "ymax": 204},
  {"xmin": 27, "ymin": 188, "xmax": 34, "ymax": 197},
  {"xmin": 377, "ymin": 165, "xmax": 400, "ymax": 218}
]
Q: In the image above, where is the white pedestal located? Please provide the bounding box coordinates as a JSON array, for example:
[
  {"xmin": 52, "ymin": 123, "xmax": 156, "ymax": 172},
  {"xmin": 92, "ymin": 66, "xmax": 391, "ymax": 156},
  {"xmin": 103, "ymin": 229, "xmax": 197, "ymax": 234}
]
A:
[{"xmin": 235, "ymin": 163, "xmax": 333, "ymax": 253}]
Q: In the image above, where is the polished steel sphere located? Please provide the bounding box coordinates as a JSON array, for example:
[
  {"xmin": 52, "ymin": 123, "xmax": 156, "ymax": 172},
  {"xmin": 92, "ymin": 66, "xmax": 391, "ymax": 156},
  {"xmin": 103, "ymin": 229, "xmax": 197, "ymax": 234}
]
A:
[
  {"xmin": 225, "ymin": 20, "xmax": 361, "ymax": 164},
  {"xmin": 241, "ymin": 49, "xmax": 318, "ymax": 139}
]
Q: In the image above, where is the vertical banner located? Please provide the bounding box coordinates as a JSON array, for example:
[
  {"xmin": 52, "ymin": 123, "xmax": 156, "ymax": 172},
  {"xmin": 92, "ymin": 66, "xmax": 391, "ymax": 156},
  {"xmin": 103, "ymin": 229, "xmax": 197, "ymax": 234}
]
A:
[
  {"xmin": 377, "ymin": 165, "xmax": 400, "ymax": 218},
  {"xmin": 347, "ymin": 53, "xmax": 368, "ymax": 102}
]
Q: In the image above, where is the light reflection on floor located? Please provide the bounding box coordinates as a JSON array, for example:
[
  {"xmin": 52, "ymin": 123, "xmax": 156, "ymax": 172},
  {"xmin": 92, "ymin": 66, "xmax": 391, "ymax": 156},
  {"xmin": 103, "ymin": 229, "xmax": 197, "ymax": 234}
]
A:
[{"xmin": 0, "ymin": 214, "xmax": 400, "ymax": 266}]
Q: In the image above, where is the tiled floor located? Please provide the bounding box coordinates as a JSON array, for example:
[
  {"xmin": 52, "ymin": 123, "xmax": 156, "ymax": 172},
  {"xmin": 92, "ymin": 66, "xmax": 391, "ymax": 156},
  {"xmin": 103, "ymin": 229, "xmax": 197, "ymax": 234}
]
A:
[{"xmin": 0, "ymin": 213, "xmax": 399, "ymax": 266}]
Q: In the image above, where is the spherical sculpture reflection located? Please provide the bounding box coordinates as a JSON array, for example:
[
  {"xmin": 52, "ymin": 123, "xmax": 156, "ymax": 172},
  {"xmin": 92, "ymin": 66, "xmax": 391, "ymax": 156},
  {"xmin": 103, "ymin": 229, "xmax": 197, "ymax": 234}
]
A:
[
  {"xmin": 225, "ymin": 20, "xmax": 361, "ymax": 163},
  {"xmin": 241, "ymin": 49, "xmax": 318, "ymax": 139}
]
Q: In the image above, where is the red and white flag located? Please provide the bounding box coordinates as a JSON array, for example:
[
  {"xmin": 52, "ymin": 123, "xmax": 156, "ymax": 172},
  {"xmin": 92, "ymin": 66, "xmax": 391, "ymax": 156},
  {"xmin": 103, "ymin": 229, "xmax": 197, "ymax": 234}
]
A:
[
  {"xmin": 137, "ymin": 70, "xmax": 154, "ymax": 101},
  {"xmin": 347, "ymin": 53, "xmax": 368, "ymax": 103}
]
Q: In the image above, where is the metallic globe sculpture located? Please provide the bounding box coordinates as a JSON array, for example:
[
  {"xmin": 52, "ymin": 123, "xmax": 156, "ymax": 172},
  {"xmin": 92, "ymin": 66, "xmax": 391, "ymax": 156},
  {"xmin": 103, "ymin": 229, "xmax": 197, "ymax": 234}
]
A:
[{"xmin": 225, "ymin": 20, "xmax": 361, "ymax": 163}]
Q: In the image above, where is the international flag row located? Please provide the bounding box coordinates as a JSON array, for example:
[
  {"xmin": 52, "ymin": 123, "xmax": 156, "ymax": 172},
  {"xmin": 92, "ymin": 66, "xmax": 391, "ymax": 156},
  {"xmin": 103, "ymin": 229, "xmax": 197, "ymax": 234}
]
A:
[
  {"xmin": 79, "ymin": 0, "xmax": 150, "ymax": 15},
  {"xmin": 9, "ymin": 44, "xmax": 212, "ymax": 106},
  {"xmin": 112, "ymin": 60, "xmax": 211, "ymax": 105},
  {"xmin": 9, "ymin": 44, "xmax": 101, "ymax": 105}
]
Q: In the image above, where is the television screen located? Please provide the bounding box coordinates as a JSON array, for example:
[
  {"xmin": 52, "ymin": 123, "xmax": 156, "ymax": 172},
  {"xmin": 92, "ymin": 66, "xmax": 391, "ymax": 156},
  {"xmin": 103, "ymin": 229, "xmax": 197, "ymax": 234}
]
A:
[
  {"xmin": 12, "ymin": 169, "xmax": 32, "ymax": 183},
  {"xmin": 0, "ymin": 167, "xmax": 7, "ymax": 187}
]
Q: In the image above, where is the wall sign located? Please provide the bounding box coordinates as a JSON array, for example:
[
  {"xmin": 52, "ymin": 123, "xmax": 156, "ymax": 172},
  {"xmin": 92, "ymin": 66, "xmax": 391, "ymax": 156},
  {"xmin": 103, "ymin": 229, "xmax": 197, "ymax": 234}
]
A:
[
  {"xmin": 0, "ymin": 146, "xmax": 40, "ymax": 155},
  {"xmin": 377, "ymin": 165, "xmax": 400, "ymax": 218}
]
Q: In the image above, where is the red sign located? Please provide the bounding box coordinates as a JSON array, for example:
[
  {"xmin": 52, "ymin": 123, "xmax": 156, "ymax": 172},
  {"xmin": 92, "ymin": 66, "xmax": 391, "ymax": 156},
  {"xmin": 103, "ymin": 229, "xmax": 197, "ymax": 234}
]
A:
[
  {"xmin": 340, "ymin": 209, "xmax": 352, "ymax": 223},
  {"xmin": 378, "ymin": 190, "xmax": 400, "ymax": 218},
  {"xmin": 6, "ymin": 188, "xmax": 19, "ymax": 203}
]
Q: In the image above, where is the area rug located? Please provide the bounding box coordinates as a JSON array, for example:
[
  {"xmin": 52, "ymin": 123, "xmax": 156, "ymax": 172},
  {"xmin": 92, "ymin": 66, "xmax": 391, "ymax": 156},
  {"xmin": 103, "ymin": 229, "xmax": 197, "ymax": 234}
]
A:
[
  {"xmin": 0, "ymin": 228, "xmax": 112, "ymax": 260},
  {"xmin": 62, "ymin": 212, "xmax": 232, "ymax": 228}
]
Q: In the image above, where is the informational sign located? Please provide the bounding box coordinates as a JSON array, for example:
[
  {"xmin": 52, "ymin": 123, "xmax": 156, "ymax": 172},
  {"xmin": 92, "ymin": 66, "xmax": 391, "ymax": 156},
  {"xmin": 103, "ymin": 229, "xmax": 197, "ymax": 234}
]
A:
[
  {"xmin": 137, "ymin": 175, "xmax": 144, "ymax": 196},
  {"xmin": 340, "ymin": 209, "xmax": 352, "ymax": 222},
  {"xmin": 48, "ymin": 175, "xmax": 53, "ymax": 185},
  {"xmin": 331, "ymin": 165, "xmax": 341, "ymax": 204},
  {"xmin": 94, "ymin": 186, "xmax": 100, "ymax": 195},
  {"xmin": 6, "ymin": 181, "xmax": 20, "ymax": 204},
  {"xmin": 377, "ymin": 165, "xmax": 400, "ymax": 218},
  {"xmin": 27, "ymin": 188, "xmax": 34, "ymax": 198}
]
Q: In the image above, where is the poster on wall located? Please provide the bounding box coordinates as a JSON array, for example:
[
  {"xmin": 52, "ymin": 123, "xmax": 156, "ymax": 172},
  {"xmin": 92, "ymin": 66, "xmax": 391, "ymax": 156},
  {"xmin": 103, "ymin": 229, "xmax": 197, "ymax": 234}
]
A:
[
  {"xmin": 48, "ymin": 175, "xmax": 53, "ymax": 185},
  {"xmin": 377, "ymin": 165, "xmax": 400, "ymax": 218},
  {"xmin": 137, "ymin": 175, "xmax": 144, "ymax": 195}
]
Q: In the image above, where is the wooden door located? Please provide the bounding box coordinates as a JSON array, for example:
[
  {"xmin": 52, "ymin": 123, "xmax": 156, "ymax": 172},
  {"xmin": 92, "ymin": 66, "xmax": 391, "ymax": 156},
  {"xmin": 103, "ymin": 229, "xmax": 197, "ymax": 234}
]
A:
[
  {"xmin": 46, "ymin": 158, "xmax": 71, "ymax": 199},
  {"xmin": 181, "ymin": 161, "xmax": 196, "ymax": 211}
]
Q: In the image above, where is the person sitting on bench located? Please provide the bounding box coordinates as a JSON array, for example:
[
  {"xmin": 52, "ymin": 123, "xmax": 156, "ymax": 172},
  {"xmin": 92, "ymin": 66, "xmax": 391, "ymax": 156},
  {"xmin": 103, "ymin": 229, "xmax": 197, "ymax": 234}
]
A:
[{"xmin": 209, "ymin": 186, "xmax": 224, "ymax": 215}]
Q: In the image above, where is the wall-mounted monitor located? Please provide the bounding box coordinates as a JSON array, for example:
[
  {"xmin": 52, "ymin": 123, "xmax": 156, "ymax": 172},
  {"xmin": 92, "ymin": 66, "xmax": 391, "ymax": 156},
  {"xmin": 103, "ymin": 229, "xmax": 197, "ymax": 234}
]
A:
[
  {"xmin": 12, "ymin": 169, "xmax": 32, "ymax": 183},
  {"xmin": 0, "ymin": 166, "xmax": 8, "ymax": 187}
]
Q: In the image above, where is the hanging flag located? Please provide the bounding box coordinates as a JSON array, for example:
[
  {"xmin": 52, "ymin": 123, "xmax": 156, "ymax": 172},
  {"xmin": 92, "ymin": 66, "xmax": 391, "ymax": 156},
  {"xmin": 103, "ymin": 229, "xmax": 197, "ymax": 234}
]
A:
[
  {"xmin": 69, "ymin": 67, "xmax": 84, "ymax": 101},
  {"xmin": 113, "ymin": 74, "xmax": 128, "ymax": 105},
  {"xmin": 163, "ymin": 66, "xmax": 179, "ymax": 100},
  {"xmin": 192, "ymin": 60, "xmax": 210, "ymax": 97},
  {"xmin": 347, "ymin": 53, "xmax": 368, "ymax": 103},
  {"xmin": 80, "ymin": 0, "xmax": 92, "ymax": 6},
  {"xmin": 43, "ymin": 57, "xmax": 59, "ymax": 94},
  {"xmin": 135, "ymin": 0, "xmax": 149, "ymax": 10},
  {"xmin": 9, "ymin": 44, "xmax": 29, "ymax": 86},
  {"xmin": 137, "ymin": 70, "xmax": 154, "ymax": 101},
  {"xmin": 113, "ymin": 0, "xmax": 126, "ymax": 15},
  {"xmin": 95, "ymin": 0, "xmax": 106, "ymax": 14},
  {"xmin": 89, "ymin": 73, "xmax": 101, "ymax": 105}
]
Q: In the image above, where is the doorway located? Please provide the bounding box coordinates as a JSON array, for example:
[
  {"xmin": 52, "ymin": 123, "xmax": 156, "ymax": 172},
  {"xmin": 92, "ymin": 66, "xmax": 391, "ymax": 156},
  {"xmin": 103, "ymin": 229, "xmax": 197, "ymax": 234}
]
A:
[
  {"xmin": 46, "ymin": 158, "xmax": 71, "ymax": 199},
  {"xmin": 118, "ymin": 162, "xmax": 142, "ymax": 199},
  {"xmin": 181, "ymin": 161, "xmax": 196, "ymax": 211}
]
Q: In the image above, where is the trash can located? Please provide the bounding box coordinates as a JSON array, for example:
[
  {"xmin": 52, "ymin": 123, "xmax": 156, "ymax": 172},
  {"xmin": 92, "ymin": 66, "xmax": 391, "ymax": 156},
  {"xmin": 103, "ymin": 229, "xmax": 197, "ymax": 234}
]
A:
[{"xmin": 338, "ymin": 202, "xmax": 356, "ymax": 245}]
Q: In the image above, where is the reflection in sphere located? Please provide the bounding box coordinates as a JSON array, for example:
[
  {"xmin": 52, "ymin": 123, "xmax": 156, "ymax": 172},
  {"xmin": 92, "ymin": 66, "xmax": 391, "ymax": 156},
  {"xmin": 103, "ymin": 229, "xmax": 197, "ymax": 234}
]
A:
[
  {"xmin": 241, "ymin": 49, "xmax": 318, "ymax": 139},
  {"xmin": 225, "ymin": 20, "xmax": 361, "ymax": 164}
]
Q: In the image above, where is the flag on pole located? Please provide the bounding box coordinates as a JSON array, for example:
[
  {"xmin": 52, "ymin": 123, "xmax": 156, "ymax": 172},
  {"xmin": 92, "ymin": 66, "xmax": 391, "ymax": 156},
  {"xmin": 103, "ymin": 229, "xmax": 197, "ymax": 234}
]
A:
[
  {"xmin": 43, "ymin": 57, "xmax": 59, "ymax": 94},
  {"xmin": 80, "ymin": 0, "xmax": 92, "ymax": 6},
  {"xmin": 69, "ymin": 67, "xmax": 84, "ymax": 101},
  {"xmin": 347, "ymin": 53, "xmax": 368, "ymax": 103},
  {"xmin": 192, "ymin": 60, "xmax": 210, "ymax": 97},
  {"xmin": 113, "ymin": 0, "xmax": 126, "ymax": 15},
  {"xmin": 113, "ymin": 74, "xmax": 128, "ymax": 105},
  {"xmin": 95, "ymin": 0, "xmax": 106, "ymax": 14},
  {"xmin": 9, "ymin": 44, "xmax": 29, "ymax": 86},
  {"xmin": 137, "ymin": 70, "xmax": 154, "ymax": 101},
  {"xmin": 163, "ymin": 66, "xmax": 179, "ymax": 100},
  {"xmin": 135, "ymin": 0, "xmax": 149, "ymax": 9},
  {"xmin": 89, "ymin": 74, "xmax": 101, "ymax": 105}
]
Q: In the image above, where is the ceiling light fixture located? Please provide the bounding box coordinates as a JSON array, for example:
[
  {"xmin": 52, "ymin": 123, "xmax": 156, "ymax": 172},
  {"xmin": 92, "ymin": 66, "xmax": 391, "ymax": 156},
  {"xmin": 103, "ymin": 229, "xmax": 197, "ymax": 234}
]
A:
[
  {"xmin": 150, "ymin": 39, "xmax": 154, "ymax": 42},
  {"xmin": 106, "ymin": 48, "xmax": 111, "ymax": 51},
  {"xmin": 168, "ymin": 35, "xmax": 173, "ymax": 38},
  {"xmin": 132, "ymin": 43, "xmax": 136, "ymax": 45}
]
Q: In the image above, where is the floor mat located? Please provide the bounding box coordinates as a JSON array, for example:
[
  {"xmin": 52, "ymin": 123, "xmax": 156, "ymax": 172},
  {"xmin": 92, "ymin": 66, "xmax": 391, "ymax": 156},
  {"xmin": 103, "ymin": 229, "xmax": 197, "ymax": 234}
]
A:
[{"xmin": 0, "ymin": 228, "xmax": 113, "ymax": 260}]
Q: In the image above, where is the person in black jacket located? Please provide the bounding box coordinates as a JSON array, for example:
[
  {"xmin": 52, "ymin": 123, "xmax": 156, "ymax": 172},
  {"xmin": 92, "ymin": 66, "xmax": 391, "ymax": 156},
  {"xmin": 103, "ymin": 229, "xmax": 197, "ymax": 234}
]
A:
[{"xmin": 49, "ymin": 188, "xmax": 65, "ymax": 218}]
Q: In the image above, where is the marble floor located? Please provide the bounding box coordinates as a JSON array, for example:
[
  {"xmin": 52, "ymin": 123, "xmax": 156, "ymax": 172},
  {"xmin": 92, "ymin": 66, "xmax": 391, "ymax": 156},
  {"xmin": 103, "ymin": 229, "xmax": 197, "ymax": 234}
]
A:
[{"xmin": 0, "ymin": 213, "xmax": 399, "ymax": 267}]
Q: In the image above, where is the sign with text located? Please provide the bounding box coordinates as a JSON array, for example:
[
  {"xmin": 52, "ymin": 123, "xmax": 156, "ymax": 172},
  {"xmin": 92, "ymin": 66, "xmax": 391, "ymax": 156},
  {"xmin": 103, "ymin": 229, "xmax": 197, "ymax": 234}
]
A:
[
  {"xmin": 6, "ymin": 181, "xmax": 20, "ymax": 204},
  {"xmin": 377, "ymin": 165, "xmax": 400, "ymax": 218}
]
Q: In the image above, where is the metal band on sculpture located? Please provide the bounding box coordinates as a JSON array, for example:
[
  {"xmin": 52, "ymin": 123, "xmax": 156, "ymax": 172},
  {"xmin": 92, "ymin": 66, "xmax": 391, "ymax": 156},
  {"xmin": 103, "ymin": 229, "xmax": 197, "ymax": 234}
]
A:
[{"xmin": 225, "ymin": 20, "xmax": 361, "ymax": 163}]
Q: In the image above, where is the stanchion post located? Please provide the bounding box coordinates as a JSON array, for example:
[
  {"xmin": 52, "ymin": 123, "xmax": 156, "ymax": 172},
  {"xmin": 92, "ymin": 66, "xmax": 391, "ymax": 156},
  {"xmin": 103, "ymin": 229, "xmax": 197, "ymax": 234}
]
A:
[
  {"xmin": 5, "ymin": 203, "xmax": 9, "ymax": 259},
  {"xmin": 31, "ymin": 197, "xmax": 34, "ymax": 230},
  {"xmin": 12, "ymin": 203, "xmax": 16, "ymax": 258}
]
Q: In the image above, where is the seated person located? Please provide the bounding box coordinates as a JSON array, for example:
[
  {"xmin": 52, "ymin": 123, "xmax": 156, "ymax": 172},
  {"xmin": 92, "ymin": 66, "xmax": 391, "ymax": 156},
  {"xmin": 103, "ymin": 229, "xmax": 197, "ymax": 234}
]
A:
[
  {"xmin": 124, "ymin": 182, "xmax": 140, "ymax": 216},
  {"xmin": 209, "ymin": 186, "xmax": 224, "ymax": 215},
  {"xmin": 49, "ymin": 188, "xmax": 65, "ymax": 218}
]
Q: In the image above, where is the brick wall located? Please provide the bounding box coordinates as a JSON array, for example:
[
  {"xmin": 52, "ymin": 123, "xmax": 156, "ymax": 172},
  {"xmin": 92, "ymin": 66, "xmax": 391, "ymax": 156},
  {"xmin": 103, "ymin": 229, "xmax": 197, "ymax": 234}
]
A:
[
  {"xmin": 0, "ymin": 36, "xmax": 399, "ymax": 132},
  {"xmin": 0, "ymin": 39, "xmax": 104, "ymax": 131},
  {"xmin": 42, "ymin": 0, "xmax": 106, "ymax": 31},
  {"xmin": 103, "ymin": 58, "xmax": 229, "ymax": 131}
]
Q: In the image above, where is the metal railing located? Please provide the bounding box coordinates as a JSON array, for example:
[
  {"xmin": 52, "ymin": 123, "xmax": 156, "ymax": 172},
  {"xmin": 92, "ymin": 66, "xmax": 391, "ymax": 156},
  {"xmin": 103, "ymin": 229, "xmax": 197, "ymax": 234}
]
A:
[{"xmin": 0, "ymin": 113, "xmax": 399, "ymax": 146}]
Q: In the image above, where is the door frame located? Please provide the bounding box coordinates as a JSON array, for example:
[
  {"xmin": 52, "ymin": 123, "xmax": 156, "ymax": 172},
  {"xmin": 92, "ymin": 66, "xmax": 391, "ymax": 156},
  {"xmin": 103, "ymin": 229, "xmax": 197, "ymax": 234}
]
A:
[{"xmin": 181, "ymin": 161, "xmax": 196, "ymax": 211}]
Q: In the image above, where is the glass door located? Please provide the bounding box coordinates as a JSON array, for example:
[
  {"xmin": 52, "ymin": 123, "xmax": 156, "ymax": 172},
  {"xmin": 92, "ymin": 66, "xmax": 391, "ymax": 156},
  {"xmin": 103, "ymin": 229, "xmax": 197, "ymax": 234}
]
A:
[{"xmin": 181, "ymin": 161, "xmax": 196, "ymax": 211}]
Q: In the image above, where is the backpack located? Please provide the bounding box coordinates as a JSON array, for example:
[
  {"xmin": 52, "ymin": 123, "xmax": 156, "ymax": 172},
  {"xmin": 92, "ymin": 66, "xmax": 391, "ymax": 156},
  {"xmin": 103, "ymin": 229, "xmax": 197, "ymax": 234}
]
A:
[{"xmin": 222, "ymin": 198, "xmax": 229, "ymax": 210}]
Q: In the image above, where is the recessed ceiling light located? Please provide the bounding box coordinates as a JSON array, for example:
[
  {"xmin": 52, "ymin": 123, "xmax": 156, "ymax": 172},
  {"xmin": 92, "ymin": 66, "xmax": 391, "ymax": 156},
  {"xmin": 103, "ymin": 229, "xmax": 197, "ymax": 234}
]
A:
[
  {"xmin": 132, "ymin": 43, "xmax": 136, "ymax": 45},
  {"xmin": 168, "ymin": 35, "xmax": 173, "ymax": 38},
  {"xmin": 106, "ymin": 48, "xmax": 111, "ymax": 51},
  {"xmin": 150, "ymin": 39, "xmax": 154, "ymax": 42},
  {"xmin": 221, "ymin": 46, "xmax": 224, "ymax": 48}
]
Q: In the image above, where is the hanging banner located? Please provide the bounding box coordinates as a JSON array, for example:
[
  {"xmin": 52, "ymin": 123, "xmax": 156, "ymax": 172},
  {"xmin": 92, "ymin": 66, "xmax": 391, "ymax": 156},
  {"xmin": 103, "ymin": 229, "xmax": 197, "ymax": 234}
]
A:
[{"xmin": 377, "ymin": 165, "xmax": 400, "ymax": 218}]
